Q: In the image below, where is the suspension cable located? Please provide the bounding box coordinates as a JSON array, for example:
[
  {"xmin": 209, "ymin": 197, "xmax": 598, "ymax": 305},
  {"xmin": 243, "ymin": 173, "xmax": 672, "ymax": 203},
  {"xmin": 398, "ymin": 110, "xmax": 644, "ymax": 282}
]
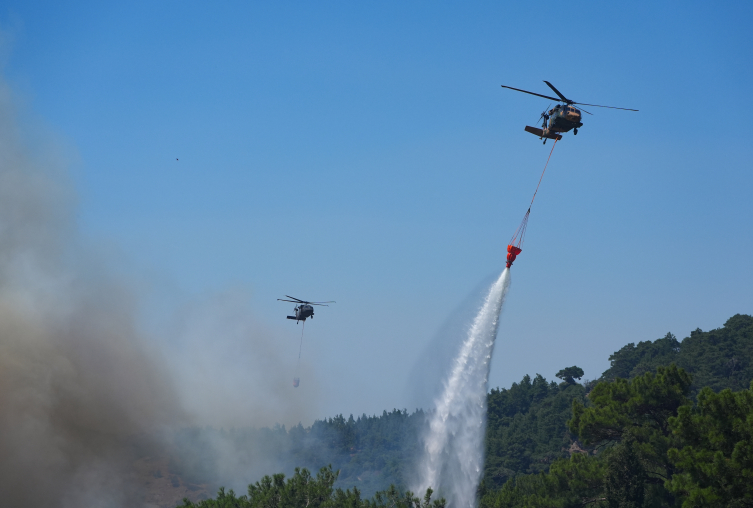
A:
[
  {"xmin": 509, "ymin": 137, "xmax": 559, "ymax": 250},
  {"xmin": 530, "ymin": 137, "xmax": 558, "ymax": 207}
]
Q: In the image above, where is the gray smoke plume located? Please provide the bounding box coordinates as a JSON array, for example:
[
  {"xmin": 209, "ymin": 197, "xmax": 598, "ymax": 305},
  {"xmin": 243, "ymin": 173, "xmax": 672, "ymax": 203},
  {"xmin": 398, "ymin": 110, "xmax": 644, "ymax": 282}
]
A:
[
  {"xmin": 163, "ymin": 289, "xmax": 321, "ymax": 430},
  {"xmin": 0, "ymin": 78, "xmax": 184, "ymax": 506},
  {"xmin": 0, "ymin": 74, "xmax": 322, "ymax": 506}
]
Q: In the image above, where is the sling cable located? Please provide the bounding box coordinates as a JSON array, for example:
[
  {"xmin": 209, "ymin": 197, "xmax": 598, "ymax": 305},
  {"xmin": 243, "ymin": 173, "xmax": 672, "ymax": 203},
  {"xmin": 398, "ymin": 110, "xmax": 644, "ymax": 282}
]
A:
[
  {"xmin": 293, "ymin": 321, "xmax": 305, "ymax": 388},
  {"xmin": 507, "ymin": 138, "xmax": 558, "ymax": 269}
]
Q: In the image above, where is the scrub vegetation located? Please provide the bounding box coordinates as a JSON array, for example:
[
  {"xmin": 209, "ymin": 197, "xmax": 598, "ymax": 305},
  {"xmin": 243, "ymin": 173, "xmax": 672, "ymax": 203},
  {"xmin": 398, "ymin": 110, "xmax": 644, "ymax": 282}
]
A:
[{"xmin": 178, "ymin": 314, "xmax": 753, "ymax": 507}]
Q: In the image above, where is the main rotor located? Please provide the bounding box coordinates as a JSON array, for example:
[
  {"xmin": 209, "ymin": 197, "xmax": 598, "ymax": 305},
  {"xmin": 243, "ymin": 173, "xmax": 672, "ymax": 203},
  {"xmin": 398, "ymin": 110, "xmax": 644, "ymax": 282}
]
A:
[
  {"xmin": 501, "ymin": 81, "xmax": 638, "ymax": 112},
  {"xmin": 277, "ymin": 295, "xmax": 336, "ymax": 306}
]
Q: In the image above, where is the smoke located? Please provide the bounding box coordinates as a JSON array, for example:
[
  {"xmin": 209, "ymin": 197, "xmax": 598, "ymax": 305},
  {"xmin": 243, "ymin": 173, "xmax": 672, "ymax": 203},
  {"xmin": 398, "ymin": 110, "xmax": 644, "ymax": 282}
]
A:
[
  {"xmin": 415, "ymin": 269, "xmax": 510, "ymax": 508},
  {"xmin": 162, "ymin": 289, "xmax": 321, "ymax": 430},
  {"xmin": 0, "ymin": 74, "xmax": 321, "ymax": 505},
  {"xmin": 0, "ymin": 76, "xmax": 184, "ymax": 506}
]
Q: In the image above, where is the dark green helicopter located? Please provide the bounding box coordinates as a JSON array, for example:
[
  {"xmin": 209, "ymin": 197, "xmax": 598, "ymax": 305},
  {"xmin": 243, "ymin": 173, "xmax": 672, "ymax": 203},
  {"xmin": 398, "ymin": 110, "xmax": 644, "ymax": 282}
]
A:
[
  {"xmin": 278, "ymin": 295, "xmax": 335, "ymax": 323},
  {"xmin": 501, "ymin": 81, "xmax": 638, "ymax": 144}
]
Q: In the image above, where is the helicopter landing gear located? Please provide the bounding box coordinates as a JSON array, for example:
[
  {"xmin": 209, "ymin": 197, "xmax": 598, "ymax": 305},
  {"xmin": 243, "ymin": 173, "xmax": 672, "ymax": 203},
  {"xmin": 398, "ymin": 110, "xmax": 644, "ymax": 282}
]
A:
[{"xmin": 574, "ymin": 128, "xmax": 578, "ymax": 135}]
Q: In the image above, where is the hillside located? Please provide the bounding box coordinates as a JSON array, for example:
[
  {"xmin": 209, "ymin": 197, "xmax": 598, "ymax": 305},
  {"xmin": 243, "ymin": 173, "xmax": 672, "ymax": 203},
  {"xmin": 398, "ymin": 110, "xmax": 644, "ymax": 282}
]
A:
[
  {"xmin": 155, "ymin": 314, "xmax": 753, "ymax": 506},
  {"xmin": 483, "ymin": 376, "xmax": 587, "ymax": 489},
  {"xmin": 165, "ymin": 410, "xmax": 426, "ymax": 500},
  {"xmin": 601, "ymin": 314, "xmax": 753, "ymax": 393}
]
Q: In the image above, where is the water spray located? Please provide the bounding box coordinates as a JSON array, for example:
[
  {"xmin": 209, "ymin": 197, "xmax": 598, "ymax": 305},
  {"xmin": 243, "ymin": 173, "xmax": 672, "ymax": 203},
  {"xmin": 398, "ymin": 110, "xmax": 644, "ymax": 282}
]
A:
[
  {"xmin": 415, "ymin": 139, "xmax": 560, "ymax": 505},
  {"xmin": 416, "ymin": 268, "xmax": 511, "ymax": 507}
]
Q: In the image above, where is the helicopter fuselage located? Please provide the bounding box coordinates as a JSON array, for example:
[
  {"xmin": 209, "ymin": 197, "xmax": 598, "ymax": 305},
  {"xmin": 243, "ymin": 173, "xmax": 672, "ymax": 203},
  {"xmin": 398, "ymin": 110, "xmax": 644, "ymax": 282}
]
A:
[
  {"xmin": 547, "ymin": 104, "xmax": 583, "ymax": 133},
  {"xmin": 287, "ymin": 304, "xmax": 314, "ymax": 323},
  {"xmin": 279, "ymin": 295, "xmax": 334, "ymax": 323}
]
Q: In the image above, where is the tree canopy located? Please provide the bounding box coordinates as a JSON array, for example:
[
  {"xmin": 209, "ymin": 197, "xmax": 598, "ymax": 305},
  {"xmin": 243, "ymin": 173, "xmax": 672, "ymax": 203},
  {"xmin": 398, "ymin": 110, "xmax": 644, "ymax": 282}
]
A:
[
  {"xmin": 556, "ymin": 366, "xmax": 585, "ymax": 384},
  {"xmin": 178, "ymin": 466, "xmax": 445, "ymax": 508},
  {"xmin": 483, "ymin": 356, "xmax": 753, "ymax": 508},
  {"xmin": 667, "ymin": 382, "xmax": 753, "ymax": 507},
  {"xmin": 601, "ymin": 314, "xmax": 753, "ymax": 394},
  {"xmin": 168, "ymin": 314, "xmax": 753, "ymax": 507}
]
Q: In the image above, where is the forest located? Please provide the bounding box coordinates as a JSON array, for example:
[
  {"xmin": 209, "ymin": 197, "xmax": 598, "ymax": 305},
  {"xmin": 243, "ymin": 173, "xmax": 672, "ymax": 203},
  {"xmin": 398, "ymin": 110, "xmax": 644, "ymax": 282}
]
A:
[{"xmin": 176, "ymin": 313, "xmax": 753, "ymax": 507}]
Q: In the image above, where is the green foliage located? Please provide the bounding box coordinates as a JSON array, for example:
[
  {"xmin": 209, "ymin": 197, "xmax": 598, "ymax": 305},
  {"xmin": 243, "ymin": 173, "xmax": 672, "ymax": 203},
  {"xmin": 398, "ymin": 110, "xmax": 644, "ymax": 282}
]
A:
[
  {"xmin": 571, "ymin": 364, "xmax": 691, "ymax": 444},
  {"xmin": 570, "ymin": 364, "xmax": 692, "ymax": 506},
  {"xmin": 291, "ymin": 410, "xmax": 426, "ymax": 495},
  {"xmin": 485, "ymin": 365, "xmax": 698, "ymax": 508},
  {"xmin": 484, "ymin": 373, "xmax": 588, "ymax": 487},
  {"xmin": 667, "ymin": 382, "xmax": 753, "ymax": 507},
  {"xmin": 601, "ymin": 333, "xmax": 681, "ymax": 382},
  {"xmin": 479, "ymin": 453, "xmax": 606, "ymax": 508},
  {"xmin": 482, "ymin": 313, "xmax": 753, "ymax": 499},
  {"xmin": 604, "ymin": 437, "xmax": 646, "ymax": 508},
  {"xmin": 168, "ymin": 410, "xmax": 425, "ymax": 498},
  {"xmin": 556, "ymin": 366, "xmax": 585, "ymax": 384},
  {"xmin": 170, "ymin": 314, "xmax": 753, "ymax": 507},
  {"xmin": 601, "ymin": 315, "xmax": 753, "ymax": 394},
  {"xmin": 177, "ymin": 466, "xmax": 445, "ymax": 508}
]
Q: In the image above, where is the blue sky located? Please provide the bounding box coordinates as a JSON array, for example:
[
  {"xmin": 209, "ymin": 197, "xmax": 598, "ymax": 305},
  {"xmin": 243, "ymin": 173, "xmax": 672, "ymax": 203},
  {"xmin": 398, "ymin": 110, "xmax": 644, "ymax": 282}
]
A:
[{"xmin": 3, "ymin": 2, "xmax": 752, "ymax": 422}]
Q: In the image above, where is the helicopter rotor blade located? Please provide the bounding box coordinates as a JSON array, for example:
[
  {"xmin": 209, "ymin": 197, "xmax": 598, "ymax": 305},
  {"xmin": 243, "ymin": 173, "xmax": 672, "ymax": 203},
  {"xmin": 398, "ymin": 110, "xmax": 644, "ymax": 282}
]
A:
[
  {"xmin": 572, "ymin": 102, "xmax": 638, "ymax": 112},
  {"xmin": 543, "ymin": 81, "xmax": 571, "ymax": 103},
  {"xmin": 279, "ymin": 296, "xmax": 335, "ymax": 306},
  {"xmin": 575, "ymin": 105, "xmax": 593, "ymax": 115},
  {"xmin": 501, "ymin": 85, "xmax": 561, "ymax": 103}
]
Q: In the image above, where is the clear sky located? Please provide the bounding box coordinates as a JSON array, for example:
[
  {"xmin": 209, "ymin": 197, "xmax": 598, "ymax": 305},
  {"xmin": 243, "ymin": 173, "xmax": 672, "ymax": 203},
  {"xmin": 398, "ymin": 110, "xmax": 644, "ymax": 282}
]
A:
[{"xmin": 2, "ymin": 1, "xmax": 752, "ymax": 424}]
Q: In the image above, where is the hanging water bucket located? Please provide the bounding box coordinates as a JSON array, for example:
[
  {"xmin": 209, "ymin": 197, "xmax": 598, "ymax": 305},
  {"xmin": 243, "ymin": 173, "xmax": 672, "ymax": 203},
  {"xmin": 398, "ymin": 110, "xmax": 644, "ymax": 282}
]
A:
[{"xmin": 293, "ymin": 377, "xmax": 300, "ymax": 388}]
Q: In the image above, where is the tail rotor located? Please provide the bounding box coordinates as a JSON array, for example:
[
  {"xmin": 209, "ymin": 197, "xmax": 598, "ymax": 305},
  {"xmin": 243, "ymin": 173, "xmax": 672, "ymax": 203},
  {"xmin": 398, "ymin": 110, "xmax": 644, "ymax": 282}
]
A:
[{"xmin": 538, "ymin": 104, "xmax": 551, "ymax": 129}]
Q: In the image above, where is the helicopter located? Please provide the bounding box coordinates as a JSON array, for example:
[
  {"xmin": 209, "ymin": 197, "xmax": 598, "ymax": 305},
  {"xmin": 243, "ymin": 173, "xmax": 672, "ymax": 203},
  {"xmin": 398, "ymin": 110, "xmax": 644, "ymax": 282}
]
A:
[
  {"xmin": 277, "ymin": 295, "xmax": 335, "ymax": 323},
  {"xmin": 501, "ymin": 81, "xmax": 637, "ymax": 144}
]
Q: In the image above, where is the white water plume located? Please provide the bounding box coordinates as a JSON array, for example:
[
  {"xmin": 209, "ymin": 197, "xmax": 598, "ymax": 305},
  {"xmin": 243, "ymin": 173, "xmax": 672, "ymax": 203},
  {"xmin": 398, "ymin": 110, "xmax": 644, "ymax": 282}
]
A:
[{"xmin": 416, "ymin": 268, "xmax": 511, "ymax": 508}]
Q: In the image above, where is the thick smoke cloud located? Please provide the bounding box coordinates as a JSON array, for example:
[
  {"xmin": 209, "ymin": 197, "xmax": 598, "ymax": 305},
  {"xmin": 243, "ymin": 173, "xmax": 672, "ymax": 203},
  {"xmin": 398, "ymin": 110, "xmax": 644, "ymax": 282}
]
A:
[
  {"xmin": 0, "ymin": 76, "xmax": 321, "ymax": 506},
  {"xmin": 0, "ymin": 77, "xmax": 191, "ymax": 507},
  {"xmin": 0, "ymin": 78, "xmax": 183, "ymax": 506}
]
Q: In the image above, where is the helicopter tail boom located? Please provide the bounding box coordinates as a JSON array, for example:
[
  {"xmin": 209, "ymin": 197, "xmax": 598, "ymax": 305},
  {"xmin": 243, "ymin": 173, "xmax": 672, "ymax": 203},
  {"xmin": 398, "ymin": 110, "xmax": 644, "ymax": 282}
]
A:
[
  {"xmin": 287, "ymin": 316, "xmax": 297, "ymax": 320},
  {"xmin": 524, "ymin": 126, "xmax": 562, "ymax": 140}
]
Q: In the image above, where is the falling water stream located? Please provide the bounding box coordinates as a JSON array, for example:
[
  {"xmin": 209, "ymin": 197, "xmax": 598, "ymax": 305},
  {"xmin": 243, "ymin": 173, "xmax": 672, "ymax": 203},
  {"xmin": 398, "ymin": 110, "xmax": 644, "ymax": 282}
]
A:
[{"xmin": 415, "ymin": 268, "xmax": 511, "ymax": 507}]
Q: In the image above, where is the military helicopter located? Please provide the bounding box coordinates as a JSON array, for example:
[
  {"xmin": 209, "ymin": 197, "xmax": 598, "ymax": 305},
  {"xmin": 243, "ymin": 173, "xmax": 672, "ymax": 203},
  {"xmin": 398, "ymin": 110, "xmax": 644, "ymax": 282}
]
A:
[
  {"xmin": 277, "ymin": 295, "xmax": 335, "ymax": 323},
  {"xmin": 501, "ymin": 81, "xmax": 638, "ymax": 144}
]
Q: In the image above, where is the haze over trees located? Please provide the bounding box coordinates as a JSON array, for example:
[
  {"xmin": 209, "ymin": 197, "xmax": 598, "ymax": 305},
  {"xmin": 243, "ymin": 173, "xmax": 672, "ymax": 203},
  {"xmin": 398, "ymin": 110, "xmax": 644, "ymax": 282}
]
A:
[
  {"xmin": 177, "ymin": 314, "xmax": 753, "ymax": 507},
  {"xmin": 178, "ymin": 467, "xmax": 445, "ymax": 508}
]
